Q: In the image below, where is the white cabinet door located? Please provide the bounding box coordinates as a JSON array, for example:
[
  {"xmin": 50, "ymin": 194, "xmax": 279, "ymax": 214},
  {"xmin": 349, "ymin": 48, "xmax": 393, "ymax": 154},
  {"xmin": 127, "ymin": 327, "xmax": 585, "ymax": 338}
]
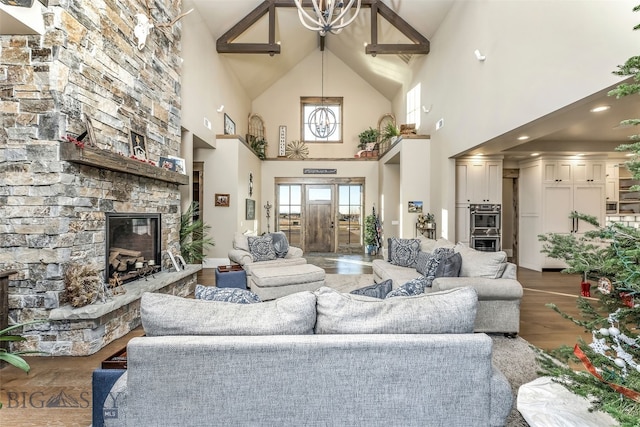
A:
[
  {"xmin": 543, "ymin": 185, "xmax": 574, "ymax": 234},
  {"xmin": 455, "ymin": 163, "xmax": 471, "ymax": 204},
  {"xmin": 455, "ymin": 205, "xmax": 470, "ymax": 245},
  {"xmin": 543, "ymin": 160, "xmax": 572, "ymax": 183},
  {"xmin": 485, "ymin": 161, "xmax": 502, "ymax": 203},
  {"xmin": 467, "ymin": 161, "xmax": 487, "ymax": 203},
  {"xmin": 573, "ymin": 185, "xmax": 605, "ymax": 232}
]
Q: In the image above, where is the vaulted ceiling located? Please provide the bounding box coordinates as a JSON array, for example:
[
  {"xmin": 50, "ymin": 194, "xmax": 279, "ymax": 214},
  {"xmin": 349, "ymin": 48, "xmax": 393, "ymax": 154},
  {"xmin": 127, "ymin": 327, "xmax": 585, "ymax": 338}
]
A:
[
  {"xmin": 187, "ymin": 0, "xmax": 640, "ymax": 159},
  {"xmin": 188, "ymin": 0, "xmax": 454, "ymax": 99}
]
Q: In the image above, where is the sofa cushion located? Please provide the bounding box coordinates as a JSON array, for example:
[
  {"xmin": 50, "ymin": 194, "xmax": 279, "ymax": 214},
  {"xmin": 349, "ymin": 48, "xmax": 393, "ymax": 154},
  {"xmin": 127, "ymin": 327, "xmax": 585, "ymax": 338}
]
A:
[
  {"xmin": 247, "ymin": 235, "xmax": 277, "ymax": 262},
  {"xmin": 314, "ymin": 286, "xmax": 478, "ymax": 334},
  {"xmin": 385, "ymin": 276, "xmax": 429, "ymax": 298},
  {"xmin": 269, "ymin": 232, "xmax": 290, "ymax": 258},
  {"xmin": 350, "ymin": 279, "xmax": 393, "ymax": 299},
  {"xmin": 141, "ymin": 291, "xmax": 317, "ymax": 336},
  {"xmin": 454, "ymin": 244, "xmax": 508, "ymax": 278},
  {"xmin": 195, "ymin": 285, "xmax": 261, "ymax": 304},
  {"xmin": 387, "ymin": 237, "xmax": 421, "ymax": 268},
  {"xmin": 435, "ymin": 251, "xmax": 462, "ymax": 279}
]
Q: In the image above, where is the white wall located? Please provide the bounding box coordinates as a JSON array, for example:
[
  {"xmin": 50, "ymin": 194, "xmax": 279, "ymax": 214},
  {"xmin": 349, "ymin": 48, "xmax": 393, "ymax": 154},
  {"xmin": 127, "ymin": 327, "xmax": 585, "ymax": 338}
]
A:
[
  {"xmin": 397, "ymin": 0, "xmax": 639, "ymax": 240},
  {"xmin": 378, "ymin": 137, "xmax": 432, "ymax": 239},
  {"xmin": 182, "ymin": 3, "xmax": 252, "ymax": 145},
  {"xmin": 253, "ymin": 49, "xmax": 392, "ymax": 159},
  {"xmin": 195, "ymin": 138, "xmax": 262, "ymax": 264}
]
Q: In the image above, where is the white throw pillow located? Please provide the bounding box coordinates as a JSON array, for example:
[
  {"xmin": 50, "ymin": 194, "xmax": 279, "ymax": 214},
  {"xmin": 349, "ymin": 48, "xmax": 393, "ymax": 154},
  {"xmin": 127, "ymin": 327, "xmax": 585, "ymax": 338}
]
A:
[
  {"xmin": 233, "ymin": 232, "xmax": 250, "ymax": 252},
  {"xmin": 454, "ymin": 244, "xmax": 507, "ymax": 278}
]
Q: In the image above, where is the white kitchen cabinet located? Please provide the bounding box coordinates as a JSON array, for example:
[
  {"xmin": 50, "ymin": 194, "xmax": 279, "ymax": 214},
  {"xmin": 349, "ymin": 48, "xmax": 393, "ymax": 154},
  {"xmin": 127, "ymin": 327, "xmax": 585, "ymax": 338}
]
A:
[
  {"xmin": 542, "ymin": 160, "xmax": 573, "ymax": 183},
  {"xmin": 520, "ymin": 157, "xmax": 606, "ymax": 270},
  {"xmin": 573, "ymin": 161, "xmax": 606, "ymax": 184},
  {"xmin": 456, "ymin": 158, "xmax": 503, "ymax": 204},
  {"xmin": 543, "ymin": 159, "xmax": 605, "ymax": 184}
]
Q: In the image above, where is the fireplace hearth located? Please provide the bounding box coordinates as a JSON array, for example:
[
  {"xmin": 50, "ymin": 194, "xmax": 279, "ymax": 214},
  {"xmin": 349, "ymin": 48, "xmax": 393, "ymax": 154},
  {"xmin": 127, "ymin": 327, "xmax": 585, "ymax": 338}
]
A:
[{"xmin": 106, "ymin": 213, "xmax": 161, "ymax": 285}]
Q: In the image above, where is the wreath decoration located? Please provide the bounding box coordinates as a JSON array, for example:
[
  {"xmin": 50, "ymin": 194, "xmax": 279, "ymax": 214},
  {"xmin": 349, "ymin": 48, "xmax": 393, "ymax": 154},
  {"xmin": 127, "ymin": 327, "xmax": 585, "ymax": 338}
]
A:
[{"xmin": 285, "ymin": 140, "xmax": 309, "ymax": 159}]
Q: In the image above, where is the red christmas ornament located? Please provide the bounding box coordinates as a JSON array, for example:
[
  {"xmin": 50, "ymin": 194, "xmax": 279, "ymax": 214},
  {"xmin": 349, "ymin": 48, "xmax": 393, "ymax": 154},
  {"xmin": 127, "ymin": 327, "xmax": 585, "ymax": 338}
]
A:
[
  {"xmin": 580, "ymin": 280, "xmax": 591, "ymax": 297},
  {"xmin": 620, "ymin": 292, "xmax": 634, "ymax": 308}
]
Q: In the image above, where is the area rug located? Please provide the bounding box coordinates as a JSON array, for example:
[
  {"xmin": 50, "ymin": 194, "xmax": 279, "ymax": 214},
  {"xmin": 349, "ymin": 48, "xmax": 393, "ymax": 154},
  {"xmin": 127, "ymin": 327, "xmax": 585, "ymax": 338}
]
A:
[{"xmin": 323, "ymin": 274, "xmax": 541, "ymax": 426}]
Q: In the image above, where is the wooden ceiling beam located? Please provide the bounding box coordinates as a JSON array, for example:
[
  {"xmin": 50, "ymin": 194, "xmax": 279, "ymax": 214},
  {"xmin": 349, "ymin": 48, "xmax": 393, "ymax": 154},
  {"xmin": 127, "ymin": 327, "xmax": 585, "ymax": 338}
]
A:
[
  {"xmin": 216, "ymin": 1, "xmax": 280, "ymax": 56},
  {"xmin": 216, "ymin": 0, "xmax": 429, "ymax": 56}
]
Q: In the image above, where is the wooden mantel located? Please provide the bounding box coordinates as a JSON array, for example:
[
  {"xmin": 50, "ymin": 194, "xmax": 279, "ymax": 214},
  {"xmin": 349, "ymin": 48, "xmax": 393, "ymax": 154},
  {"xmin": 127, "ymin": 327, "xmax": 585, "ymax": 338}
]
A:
[{"xmin": 60, "ymin": 143, "xmax": 189, "ymax": 185}]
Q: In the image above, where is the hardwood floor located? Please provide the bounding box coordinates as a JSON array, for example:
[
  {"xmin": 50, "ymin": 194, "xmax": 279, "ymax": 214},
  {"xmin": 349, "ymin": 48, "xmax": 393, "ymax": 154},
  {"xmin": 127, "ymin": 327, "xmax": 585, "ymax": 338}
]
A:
[{"xmin": 0, "ymin": 255, "xmax": 593, "ymax": 426}]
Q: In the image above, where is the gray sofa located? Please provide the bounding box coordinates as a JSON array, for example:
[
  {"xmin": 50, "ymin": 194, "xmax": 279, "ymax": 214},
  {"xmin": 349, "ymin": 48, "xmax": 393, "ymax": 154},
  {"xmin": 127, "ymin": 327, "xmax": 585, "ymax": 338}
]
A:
[
  {"xmin": 373, "ymin": 237, "xmax": 523, "ymax": 335},
  {"xmin": 101, "ymin": 287, "xmax": 513, "ymax": 426}
]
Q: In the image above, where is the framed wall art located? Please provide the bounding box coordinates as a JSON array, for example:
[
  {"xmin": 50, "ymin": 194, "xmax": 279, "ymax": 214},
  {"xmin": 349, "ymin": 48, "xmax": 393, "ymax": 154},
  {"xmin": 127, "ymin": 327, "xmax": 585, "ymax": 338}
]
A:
[
  {"xmin": 83, "ymin": 114, "xmax": 97, "ymax": 146},
  {"xmin": 408, "ymin": 201, "xmax": 423, "ymax": 213},
  {"xmin": 246, "ymin": 198, "xmax": 255, "ymax": 220},
  {"xmin": 130, "ymin": 131, "xmax": 147, "ymax": 159},
  {"xmin": 215, "ymin": 193, "xmax": 230, "ymax": 207},
  {"xmin": 224, "ymin": 113, "xmax": 236, "ymax": 135}
]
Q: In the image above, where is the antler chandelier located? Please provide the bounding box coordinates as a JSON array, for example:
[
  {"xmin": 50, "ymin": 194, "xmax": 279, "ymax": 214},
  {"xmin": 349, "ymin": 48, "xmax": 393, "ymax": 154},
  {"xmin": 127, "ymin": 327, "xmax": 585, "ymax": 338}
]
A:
[{"xmin": 294, "ymin": 0, "xmax": 362, "ymax": 36}]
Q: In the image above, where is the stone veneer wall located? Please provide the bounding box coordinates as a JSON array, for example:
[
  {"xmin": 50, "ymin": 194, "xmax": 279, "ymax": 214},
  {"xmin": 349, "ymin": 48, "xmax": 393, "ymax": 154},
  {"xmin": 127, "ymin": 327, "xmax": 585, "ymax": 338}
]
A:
[{"xmin": 0, "ymin": 0, "xmax": 185, "ymax": 355}]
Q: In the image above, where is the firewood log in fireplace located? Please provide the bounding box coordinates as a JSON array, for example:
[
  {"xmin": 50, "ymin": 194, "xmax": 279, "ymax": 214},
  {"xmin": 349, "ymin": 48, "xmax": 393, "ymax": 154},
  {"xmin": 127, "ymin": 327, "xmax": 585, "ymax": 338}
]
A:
[{"xmin": 110, "ymin": 248, "xmax": 145, "ymax": 272}]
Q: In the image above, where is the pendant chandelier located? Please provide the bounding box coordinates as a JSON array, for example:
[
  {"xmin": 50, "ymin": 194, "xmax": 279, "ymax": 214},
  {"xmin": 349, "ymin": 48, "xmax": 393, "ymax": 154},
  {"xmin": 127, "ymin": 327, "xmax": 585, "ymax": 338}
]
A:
[
  {"xmin": 308, "ymin": 50, "xmax": 337, "ymax": 140},
  {"xmin": 294, "ymin": 0, "xmax": 362, "ymax": 36}
]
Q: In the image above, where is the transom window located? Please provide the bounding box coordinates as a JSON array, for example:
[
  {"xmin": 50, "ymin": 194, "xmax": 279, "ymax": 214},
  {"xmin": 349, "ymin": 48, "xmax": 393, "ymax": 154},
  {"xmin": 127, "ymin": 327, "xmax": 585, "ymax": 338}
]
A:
[
  {"xmin": 406, "ymin": 83, "xmax": 421, "ymax": 130},
  {"xmin": 300, "ymin": 96, "xmax": 343, "ymax": 143}
]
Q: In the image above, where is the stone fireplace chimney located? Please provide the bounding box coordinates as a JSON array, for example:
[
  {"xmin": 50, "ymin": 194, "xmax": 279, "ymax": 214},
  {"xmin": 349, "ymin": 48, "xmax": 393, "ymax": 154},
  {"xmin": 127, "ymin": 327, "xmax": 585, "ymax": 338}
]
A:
[{"xmin": 0, "ymin": 0, "xmax": 192, "ymax": 355}]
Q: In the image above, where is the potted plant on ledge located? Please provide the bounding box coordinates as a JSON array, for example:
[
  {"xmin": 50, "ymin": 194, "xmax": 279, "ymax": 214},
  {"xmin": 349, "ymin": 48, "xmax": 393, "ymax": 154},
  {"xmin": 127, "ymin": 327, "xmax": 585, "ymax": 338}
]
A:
[
  {"xmin": 381, "ymin": 122, "xmax": 401, "ymax": 152},
  {"xmin": 357, "ymin": 127, "xmax": 380, "ymax": 157}
]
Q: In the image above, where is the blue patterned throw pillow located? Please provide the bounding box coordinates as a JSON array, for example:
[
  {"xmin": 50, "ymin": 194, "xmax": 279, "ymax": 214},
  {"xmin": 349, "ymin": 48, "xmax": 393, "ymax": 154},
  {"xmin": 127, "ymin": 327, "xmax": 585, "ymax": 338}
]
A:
[
  {"xmin": 269, "ymin": 232, "xmax": 290, "ymax": 258},
  {"xmin": 195, "ymin": 284, "xmax": 262, "ymax": 304},
  {"xmin": 247, "ymin": 235, "xmax": 277, "ymax": 262},
  {"xmin": 386, "ymin": 276, "xmax": 430, "ymax": 298},
  {"xmin": 434, "ymin": 252, "xmax": 462, "ymax": 279},
  {"xmin": 350, "ymin": 279, "xmax": 393, "ymax": 299},
  {"xmin": 416, "ymin": 247, "xmax": 455, "ymax": 286},
  {"xmin": 388, "ymin": 237, "xmax": 421, "ymax": 268}
]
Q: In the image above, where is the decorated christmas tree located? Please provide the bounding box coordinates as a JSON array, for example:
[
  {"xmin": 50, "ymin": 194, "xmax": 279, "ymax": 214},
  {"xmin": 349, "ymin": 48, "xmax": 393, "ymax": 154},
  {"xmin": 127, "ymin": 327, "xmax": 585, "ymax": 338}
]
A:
[{"xmin": 536, "ymin": 5, "xmax": 640, "ymax": 425}]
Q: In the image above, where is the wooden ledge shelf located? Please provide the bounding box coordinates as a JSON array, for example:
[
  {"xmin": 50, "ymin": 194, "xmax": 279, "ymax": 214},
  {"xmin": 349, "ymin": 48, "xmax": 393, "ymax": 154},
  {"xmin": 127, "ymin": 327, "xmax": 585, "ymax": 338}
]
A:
[{"xmin": 60, "ymin": 143, "xmax": 189, "ymax": 185}]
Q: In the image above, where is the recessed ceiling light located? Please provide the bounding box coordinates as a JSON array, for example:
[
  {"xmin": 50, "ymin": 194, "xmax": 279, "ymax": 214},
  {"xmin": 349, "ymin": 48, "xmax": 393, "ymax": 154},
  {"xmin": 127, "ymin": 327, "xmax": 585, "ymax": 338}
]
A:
[
  {"xmin": 530, "ymin": 152, "xmax": 540, "ymax": 157},
  {"xmin": 517, "ymin": 135, "xmax": 529, "ymax": 141},
  {"xmin": 590, "ymin": 105, "xmax": 610, "ymax": 113}
]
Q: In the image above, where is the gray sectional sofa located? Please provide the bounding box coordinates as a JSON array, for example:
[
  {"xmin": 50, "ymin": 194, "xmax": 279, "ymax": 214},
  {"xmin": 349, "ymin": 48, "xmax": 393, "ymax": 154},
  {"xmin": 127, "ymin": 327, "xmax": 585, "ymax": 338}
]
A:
[
  {"xmin": 100, "ymin": 287, "xmax": 513, "ymax": 427},
  {"xmin": 373, "ymin": 237, "xmax": 523, "ymax": 335}
]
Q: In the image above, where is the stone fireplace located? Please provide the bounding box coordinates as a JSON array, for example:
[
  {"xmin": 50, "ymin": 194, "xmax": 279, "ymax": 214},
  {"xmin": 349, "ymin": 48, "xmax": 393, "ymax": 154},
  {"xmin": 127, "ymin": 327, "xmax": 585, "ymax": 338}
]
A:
[{"xmin": 1, "ymin": 1, "xmax": 195, "ymax": 356}]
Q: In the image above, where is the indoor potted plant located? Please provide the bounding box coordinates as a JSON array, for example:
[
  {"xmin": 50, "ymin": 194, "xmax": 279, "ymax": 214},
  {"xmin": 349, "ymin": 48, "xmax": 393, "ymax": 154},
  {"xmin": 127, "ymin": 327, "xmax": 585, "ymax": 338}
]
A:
[
  {"xmin": 364, "ymin": 213, "xmax": 378, "ymax": 255},
  {"xmin": 358, "ymin": 127, "xmax": 380, "ymax": 154},
  {"xmin": 381, "ymin": 122, "xmax": 401, "ymax": 146}
]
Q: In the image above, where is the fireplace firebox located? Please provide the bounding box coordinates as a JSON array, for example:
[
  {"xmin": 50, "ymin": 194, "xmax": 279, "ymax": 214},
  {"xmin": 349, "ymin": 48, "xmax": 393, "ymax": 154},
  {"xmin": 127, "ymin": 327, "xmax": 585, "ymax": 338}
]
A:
[{"xmin": 105, "ymin": 213, "xmax": 162, "ymax": 284}]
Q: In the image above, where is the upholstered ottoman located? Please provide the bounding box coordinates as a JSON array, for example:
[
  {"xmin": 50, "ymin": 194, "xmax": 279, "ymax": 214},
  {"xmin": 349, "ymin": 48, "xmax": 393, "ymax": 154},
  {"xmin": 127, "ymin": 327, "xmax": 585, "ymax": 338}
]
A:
[{"xmin": 249, "ymin": 264, "xmax": 325, "ymax": 300}]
